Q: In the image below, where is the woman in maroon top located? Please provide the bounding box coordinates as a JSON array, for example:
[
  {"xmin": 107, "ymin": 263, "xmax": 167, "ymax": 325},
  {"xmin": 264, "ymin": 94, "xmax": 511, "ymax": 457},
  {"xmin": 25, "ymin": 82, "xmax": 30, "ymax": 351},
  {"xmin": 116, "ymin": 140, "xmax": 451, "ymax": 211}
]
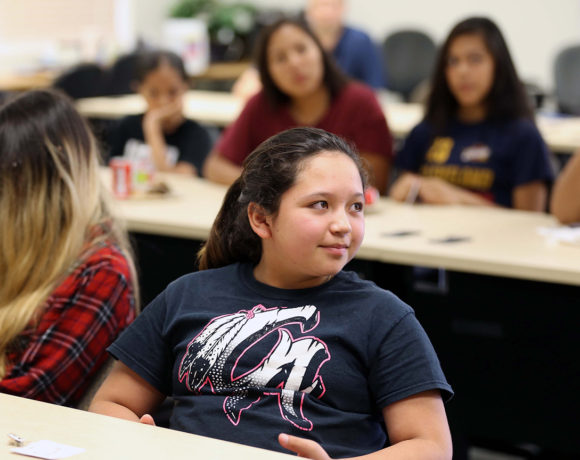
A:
[
  {"xmin": 203, "ymin": 17, "xmax": 393, "ymax": 193},
  {"xmin": 0, "ymin": 89, "xmax": 137, "ymax": 406}
]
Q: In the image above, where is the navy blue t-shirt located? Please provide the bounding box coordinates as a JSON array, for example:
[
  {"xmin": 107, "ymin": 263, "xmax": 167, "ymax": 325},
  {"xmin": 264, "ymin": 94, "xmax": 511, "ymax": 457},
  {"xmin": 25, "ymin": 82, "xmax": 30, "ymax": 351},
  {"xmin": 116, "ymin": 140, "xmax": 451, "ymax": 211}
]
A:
[
  {"xmin": 334, "ymin": 26, "xmax": 385, "ymax": 89},
  {"xmin": 396, "ymin": 118, "xmax": 554, "ymax": 207},
  {"xmin": 109, "ymin": 263, "xmax": 452, "ymax": 458},
  {"xmin": 109, "ymin": 114, "xmax": 212, "ymax": 175}
]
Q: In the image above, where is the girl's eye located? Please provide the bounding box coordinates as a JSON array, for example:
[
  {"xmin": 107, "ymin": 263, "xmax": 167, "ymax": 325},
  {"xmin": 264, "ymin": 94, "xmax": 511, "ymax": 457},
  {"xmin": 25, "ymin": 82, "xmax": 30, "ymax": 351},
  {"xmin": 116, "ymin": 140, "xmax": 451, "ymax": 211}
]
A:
[
  {"xmin": 273, "ymin": 53, "xmax": 287, "ymax": 64},
  {"xmin": 351, "ymin": 202, "xmax": 364, "ymax": 212},
  {"xmin": 467, "ymin": 54, "xmax": 484, "ymax": 65},
  {"xmin": 447, "ymin": 56, "xmax": 459, "ymax": 67},
  {"xmin": 311, "ymin": 201, "xmax": 328, "ymax": 210},
  {"xmin": 296, "ymin": 43, "xmax": 307, "ymax": 54}
]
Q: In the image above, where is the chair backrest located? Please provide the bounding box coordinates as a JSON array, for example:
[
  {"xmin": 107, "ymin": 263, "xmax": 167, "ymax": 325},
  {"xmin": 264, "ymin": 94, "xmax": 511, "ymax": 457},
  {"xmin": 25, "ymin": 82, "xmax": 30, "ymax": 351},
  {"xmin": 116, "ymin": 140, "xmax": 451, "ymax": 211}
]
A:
[
  {"xmin": 52, "ymin": 63, "xmax": 107, "ymax": 100},
  {"xmin": 382, "ymin": 29, "xmax": 437, "ymax": 101},
  {"xmin": 554, "ymin": 44, "xmax": 580, "ymax": 115}
]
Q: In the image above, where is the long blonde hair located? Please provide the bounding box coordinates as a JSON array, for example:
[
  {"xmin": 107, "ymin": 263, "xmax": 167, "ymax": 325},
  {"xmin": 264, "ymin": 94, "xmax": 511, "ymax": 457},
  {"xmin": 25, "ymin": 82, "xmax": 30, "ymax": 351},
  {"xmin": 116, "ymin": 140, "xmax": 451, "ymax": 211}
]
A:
[{"xmin": 0, "ymin": 89, "xmax": 138, "ymax": 378}]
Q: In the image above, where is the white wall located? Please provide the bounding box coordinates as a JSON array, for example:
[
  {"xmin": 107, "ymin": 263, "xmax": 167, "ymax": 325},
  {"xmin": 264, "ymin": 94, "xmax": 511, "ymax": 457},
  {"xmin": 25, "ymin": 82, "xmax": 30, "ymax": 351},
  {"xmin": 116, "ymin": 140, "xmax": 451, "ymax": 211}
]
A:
[{"xmin": 134, "ymin": 0, "xmax": 580, "ymax": 91}]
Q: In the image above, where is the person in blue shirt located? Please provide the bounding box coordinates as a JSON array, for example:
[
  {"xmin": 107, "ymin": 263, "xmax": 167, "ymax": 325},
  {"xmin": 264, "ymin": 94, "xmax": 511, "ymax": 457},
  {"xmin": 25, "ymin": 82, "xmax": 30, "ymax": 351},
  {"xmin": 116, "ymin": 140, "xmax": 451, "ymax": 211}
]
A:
[
  {"xmin": 305, "ymin": 0, "xmax": 384, "ymax": 89},
  {"xmin": 390, "ymin": 17, "xmax": 553, "ymax": 210}
]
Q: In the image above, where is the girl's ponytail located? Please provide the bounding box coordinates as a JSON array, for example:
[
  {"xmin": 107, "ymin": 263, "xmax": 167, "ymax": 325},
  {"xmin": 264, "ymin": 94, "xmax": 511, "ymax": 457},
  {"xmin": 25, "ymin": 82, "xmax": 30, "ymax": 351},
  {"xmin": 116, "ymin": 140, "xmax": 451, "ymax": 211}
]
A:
[{"xmin": 197, "ymin": 177, "xmax": 261, "ymax": 270}]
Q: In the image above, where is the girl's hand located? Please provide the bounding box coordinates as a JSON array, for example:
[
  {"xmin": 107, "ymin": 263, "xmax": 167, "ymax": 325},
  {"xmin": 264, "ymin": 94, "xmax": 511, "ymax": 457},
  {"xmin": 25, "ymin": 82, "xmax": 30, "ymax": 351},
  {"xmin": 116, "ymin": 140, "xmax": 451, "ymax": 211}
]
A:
[
  {"xmin": 418, "ymin": 177, "xmax": 462, "ymax": 204},
  {"xmin": 278, "ymin": 434, "xmax": 332, "ymax": 460},
  {"xmin": 144, "ymin": 99, "xmax": 184, "ymax": 132},
  {"xmin": 139, "ymin": 414, "xmax": 156, "ymax": 426},
  {"xmin": 389, "ymin": 173, "xmax": 422, "ymax": 203}
]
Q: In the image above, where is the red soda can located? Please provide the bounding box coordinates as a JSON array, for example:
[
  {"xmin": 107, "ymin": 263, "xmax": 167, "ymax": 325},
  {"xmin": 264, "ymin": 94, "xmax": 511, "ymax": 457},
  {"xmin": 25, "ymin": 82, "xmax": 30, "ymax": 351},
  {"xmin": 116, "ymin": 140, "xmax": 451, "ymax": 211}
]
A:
[{"xmin": 110, "ymin": 158, "xmax": 132, "ymax": 199}]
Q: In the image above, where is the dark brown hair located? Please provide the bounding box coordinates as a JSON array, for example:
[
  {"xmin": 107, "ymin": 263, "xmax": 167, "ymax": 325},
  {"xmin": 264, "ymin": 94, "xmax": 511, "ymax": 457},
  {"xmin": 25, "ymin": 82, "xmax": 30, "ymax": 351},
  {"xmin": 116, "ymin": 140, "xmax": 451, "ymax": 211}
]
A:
[
  {"xmin": 197, "ymin": 127, "xmax": 367, "ymax": 270},
  {"xmin": 136, "ymin": 50, "xmax": 188, "ymax": 83},
  {"xmin": 425, "ymin": 16, "xmax": 533, "ymax": 132},
  {"xmin": 253, "ymin": 17, "xmax": 348, "ymax": 108}
]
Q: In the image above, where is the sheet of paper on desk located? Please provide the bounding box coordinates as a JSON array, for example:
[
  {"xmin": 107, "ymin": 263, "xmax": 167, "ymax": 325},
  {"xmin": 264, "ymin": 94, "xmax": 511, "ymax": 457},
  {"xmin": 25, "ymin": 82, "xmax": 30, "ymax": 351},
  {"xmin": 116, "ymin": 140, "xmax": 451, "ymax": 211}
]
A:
[
  {"xmin": 11, "ymin": 440, "xmax": 85, "ymax": 459},
  {"xmin": 537, "ymin": 226, "xmax": 580, "ymax": 247}
]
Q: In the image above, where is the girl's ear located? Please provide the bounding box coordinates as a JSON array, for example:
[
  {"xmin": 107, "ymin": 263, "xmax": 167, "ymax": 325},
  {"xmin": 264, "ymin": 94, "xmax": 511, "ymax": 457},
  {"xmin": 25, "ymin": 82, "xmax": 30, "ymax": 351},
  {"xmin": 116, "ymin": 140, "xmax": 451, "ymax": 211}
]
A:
[{"xmin": 247, "ymin": 202, "xmax": 273, "ymax": 239}]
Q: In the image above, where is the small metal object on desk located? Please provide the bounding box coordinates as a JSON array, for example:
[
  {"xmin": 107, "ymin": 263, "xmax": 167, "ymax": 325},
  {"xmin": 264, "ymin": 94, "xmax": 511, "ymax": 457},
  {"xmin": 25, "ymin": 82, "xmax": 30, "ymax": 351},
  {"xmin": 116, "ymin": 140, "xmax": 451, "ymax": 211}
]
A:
[{"xmin": 8, "ymin": 433, "xmax": 24, "ymax": 447}]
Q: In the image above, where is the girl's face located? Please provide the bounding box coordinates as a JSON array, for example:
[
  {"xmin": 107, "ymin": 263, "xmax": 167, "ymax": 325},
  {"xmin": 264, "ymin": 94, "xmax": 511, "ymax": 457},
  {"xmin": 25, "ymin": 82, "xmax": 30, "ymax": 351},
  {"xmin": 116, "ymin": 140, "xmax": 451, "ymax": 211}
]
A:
[
  {"xmin": 257, "ymin": 150, "xmax": 365, "ymax": 289},
  {"xmin": 445, "ymin": 33, "xmax": 495, "ymax": 110},
  {"xmin": 266, "ymin": 24, "xmax": 325, "ymax": 100},
  {"xmin": 138, "ymin": 63, "xmax": 187, "ymax": 112}
]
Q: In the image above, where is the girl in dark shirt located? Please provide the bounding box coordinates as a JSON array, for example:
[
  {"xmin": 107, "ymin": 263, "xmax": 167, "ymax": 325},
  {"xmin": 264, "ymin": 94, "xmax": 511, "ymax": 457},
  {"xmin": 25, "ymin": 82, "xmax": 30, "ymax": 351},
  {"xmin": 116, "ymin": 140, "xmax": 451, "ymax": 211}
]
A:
[
  {"xmin": 390, "ymin": 17, "xmax": 552, "ymax": 209},
  {"xmin": 109, "ymin": 51, "xmax": 212, "ymax": 176}
]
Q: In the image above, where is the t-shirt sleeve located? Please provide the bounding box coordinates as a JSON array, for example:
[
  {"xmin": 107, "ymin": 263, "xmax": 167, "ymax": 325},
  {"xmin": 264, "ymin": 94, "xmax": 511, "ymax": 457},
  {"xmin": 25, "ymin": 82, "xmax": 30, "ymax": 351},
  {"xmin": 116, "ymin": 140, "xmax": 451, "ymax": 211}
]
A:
[
  {"xmin": 108, "ymin": 291, "xmax": 173, "ymax": 395},
  {"xmin": 510, "ymin": 121, "xmax": 555, "ymax": 186},
  {"xmin": 369, "ymin": 308, "xmax": 453, "ymax": 409},
  {"xmin": 176, "ymin": 122, "xmax": 213, "ymax": 174},
  {"xmin": 215, "ymin": 95, "xmax": 262, "ymax": 166},
  {"xmin": 108, "ymin": 116, "xmax": 134, "ymax": 159},
  {"xmin": 395, "ymin": 122, "xmax": 431, "ymax": 172},
  {"xmin": 349, "ymin": 87, "xmax": 393, "ymax": 159}
]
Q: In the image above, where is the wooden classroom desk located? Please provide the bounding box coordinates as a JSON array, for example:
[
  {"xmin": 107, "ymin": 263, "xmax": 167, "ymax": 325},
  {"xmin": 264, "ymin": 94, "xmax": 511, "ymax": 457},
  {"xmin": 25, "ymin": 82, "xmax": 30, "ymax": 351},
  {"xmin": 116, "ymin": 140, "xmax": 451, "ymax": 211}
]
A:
[
  {"xmin": 0, "ymin": 393, "xmax": 292, "ymax": 460},
  {"xmin": 102, "ymin": 169, "xmax": 579, "ymax": 286},
  {"xmin": 78, "ymin": 91, "xmax": 580, "ymax": 153},
  {"xmin": 76, "ymin": 92, "xmax": 427, "ymax": 138},
  {"xmin": 77, "ymin": 90, "xmax": 244, "ymax": 127},
  {"xmin": 0, "ymin": 70, "xmax": 56, "ymax": 91}
]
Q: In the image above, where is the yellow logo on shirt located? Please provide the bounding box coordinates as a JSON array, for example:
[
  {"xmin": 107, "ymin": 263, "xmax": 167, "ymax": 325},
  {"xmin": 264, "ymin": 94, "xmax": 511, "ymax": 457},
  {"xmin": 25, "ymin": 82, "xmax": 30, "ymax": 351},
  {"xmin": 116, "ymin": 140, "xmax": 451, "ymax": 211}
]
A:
[
  {"xmin": 425, "ymin": 137, "xmax": 453, "ymax": 164},
  {"xmin": 420, "ymin": 164, "xmax": 495, "ymax": 191}
]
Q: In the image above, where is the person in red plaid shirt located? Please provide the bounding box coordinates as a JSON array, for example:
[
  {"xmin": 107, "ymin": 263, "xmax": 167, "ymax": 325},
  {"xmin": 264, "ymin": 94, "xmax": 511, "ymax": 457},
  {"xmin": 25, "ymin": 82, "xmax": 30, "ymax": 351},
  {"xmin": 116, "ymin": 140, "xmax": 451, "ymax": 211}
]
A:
[{"xmin": 0, "ymin": 89, "xmax": 138, "ymax": 406}]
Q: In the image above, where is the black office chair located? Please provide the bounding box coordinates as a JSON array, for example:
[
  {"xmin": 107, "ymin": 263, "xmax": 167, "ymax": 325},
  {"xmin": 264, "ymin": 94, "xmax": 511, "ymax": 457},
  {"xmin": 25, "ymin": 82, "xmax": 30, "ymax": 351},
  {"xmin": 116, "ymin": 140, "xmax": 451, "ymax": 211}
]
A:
[
  {"xmin": 382, "ymin": 30, "xmax": 437, "ymax": 102},
  {"xmin": 554, "ymin": 44, "xmax": 580, "ymax": 115},
  {"xmin": 52, "ymin": 63, "xmax": 107, "ymax": 100}
]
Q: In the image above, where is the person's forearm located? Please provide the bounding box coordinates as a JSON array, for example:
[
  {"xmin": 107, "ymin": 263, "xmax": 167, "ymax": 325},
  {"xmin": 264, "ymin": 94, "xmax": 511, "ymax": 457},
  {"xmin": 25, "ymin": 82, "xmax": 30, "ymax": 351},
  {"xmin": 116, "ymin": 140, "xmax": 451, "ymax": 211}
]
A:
[
  {"xmin": 454, "ymin": 187, "xmax": 496, "ymax": 206},
  {"xmin": 89, "ymin": 400, "xmax": 141, "ymax": 422},
  {"xmin": 551, "ymin": 153, "xmax": 580, "ymax": 223},
  {"xmin": 360, "ymin": 152, "xmax": 390, "ymax": 195},
  {"xmin": 143, "ymin": 119, "xmax": 172, "ymax": 172},
  {"xmin": 202, "ymin": 152, "xmax": 242, "ymax": 185},
  {"xmin": 419, "ymin": 177, "xmax": 496, "ymax": 206}
]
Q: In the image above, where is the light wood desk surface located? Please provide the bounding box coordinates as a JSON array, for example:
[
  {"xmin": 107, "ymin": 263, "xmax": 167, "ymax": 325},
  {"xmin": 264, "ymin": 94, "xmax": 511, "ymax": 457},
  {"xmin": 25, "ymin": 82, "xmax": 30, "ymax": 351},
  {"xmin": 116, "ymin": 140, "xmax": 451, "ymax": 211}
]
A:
[
  {"xmin": 76, "ymin": 91, "xmax": 420, "ymax": 138},
  {"xmin": 0, "ymin": 393, "xmax": 293, "ymax": 460},
  {"xmin": 77, "ymin": 90, "xmax": 244, "ymax": 127},
  {"xmin": 0, "ymin": 70, "xmax": 56, "ymax": 92},
  {"xmin": 102, "ymin": 170, "xmax": 580, "ymax": 286},
  {"xmin": 78, "ymin": 91, "xmax": 580, "ymax": 153}
]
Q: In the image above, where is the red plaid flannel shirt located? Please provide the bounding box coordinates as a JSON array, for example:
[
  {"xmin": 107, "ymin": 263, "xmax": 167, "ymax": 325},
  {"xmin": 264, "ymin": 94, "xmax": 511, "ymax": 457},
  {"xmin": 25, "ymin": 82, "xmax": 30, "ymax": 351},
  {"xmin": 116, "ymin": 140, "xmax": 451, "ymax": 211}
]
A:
[{"xmin": 0, "ymin": 242, "xmax": 136, "ymax": 406}]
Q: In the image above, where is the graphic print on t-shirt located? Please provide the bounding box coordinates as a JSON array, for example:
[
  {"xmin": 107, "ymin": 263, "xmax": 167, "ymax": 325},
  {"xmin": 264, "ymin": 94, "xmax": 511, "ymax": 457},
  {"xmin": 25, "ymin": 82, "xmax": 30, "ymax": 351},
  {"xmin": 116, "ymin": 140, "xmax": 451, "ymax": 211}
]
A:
[{"xmin": 178, "ymin": 304, "xmax": 329, "ymax": 431}]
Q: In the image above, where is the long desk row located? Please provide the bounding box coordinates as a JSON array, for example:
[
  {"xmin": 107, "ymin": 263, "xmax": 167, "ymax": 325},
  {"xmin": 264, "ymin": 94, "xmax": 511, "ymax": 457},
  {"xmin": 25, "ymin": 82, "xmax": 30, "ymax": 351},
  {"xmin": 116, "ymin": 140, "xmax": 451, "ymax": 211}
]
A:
[
  {"xmin": 102, "ymin": 169, "xmax": 580, "ymax": 286},
  {"xmin": 0, "ymin": 393, "xmax": 292, "ymax": 459},
  {"xmin": 78, "ymin": 90, "xmax": 580, "ymax": 153}
]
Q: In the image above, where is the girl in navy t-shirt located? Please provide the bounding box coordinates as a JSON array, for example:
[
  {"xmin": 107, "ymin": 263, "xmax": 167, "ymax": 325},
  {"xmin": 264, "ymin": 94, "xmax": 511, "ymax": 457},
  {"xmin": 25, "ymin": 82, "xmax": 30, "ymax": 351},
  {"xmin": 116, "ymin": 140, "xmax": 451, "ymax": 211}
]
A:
[
  {"xmin": 390, "ymin": 17, "xmax": 553, "ymax": 209},
  {"xmin": 91, "ymin": 127, "xmax": 453, "ymax": 459}
]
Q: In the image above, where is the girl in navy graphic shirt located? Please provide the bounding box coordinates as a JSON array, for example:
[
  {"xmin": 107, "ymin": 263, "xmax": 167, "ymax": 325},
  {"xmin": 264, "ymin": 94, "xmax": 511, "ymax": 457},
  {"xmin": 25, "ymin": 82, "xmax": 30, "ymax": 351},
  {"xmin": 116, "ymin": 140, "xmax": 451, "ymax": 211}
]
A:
[{"xmin": 91, "ymin": 127, "xmax": 452, "ymax": 459}]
